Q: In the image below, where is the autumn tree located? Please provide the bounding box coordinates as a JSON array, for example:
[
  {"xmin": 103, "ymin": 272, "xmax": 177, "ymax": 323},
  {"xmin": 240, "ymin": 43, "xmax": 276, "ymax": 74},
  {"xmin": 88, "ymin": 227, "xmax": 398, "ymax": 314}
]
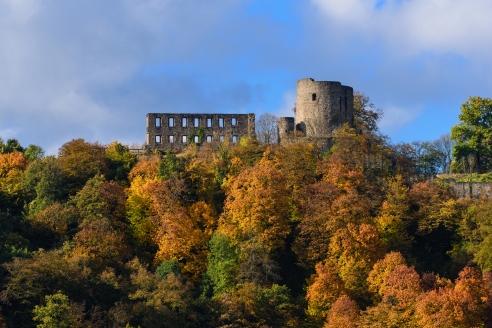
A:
[
  {"xmin": 376, "ymin": 175, "xmax": 413, "ymax": 255},
  {"xmin": 324, "ymin": 295, "xmax": 359, "ymax": 328},
  {"xmin": 126, "ymin": 159, "xmax": 160, "ymax": 263},
  {"xmin": 219, "ymin": 156, "xmax": 290, "ymax": 263},
  {"xmin": 147, "ymin": 178, "xmax": 214, "ymax": 280},
  {"xmin": 0, "ymin": 151, "xmax": 28, "ymax": 214},
  {"xmin": 367, "ymin": 252, "xmax": 407, "ymax": 302},
  {"xmin": 306, "ymin": 262, "xmax": 347, "ymax": 322},
  {"xmin": 415, "ymin": 267, "xmax": 488, "ymax": 327},
  {"xmin": 58, "ymin": 139, "xmax": 109, "ymax": 195},
  {"xmin": 451, "ymin": 96, "xmax": 492, "ymax": 173},
  {"xmin": 353, "ymin": 91, "xmax": 383, "ymax": 133},
  {"xmin": 361, "ymin": 264, "xmax": 422, "ymax": 326},
  {"xmin": 326, "ymin": 223, "xmax": 386, "ymax": 306},
  {"xmin": 32, "ymin": 292, "xmax": 89, "ymax": 328},
  {"xmin": 408, "ymin": 181, "xmax": 455, "ymax": 275},
  {"xmin": 295, "ymin": 126, "xmax": 390, "ymax": 267},
  {"xmin": 127, "ymin": 258, "xmax": 193, "ymax": 327}
]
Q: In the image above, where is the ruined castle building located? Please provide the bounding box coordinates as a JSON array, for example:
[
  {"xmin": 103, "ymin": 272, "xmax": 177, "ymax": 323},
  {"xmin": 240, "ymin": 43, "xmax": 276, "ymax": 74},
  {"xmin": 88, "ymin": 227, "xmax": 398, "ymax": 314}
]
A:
[
  {"xmin": 278, "ymin": 78, "xmax": 354, "ymax": 146},
  {"xmin": 146, "ymin": 113, "xmax": 255, "ymax": 150}
]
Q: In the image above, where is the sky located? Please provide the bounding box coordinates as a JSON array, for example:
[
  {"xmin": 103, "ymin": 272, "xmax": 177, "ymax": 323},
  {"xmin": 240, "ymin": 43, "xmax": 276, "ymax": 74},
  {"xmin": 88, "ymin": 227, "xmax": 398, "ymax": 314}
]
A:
[{"xmin": 1, "ymin": 0, "xmax": 491, "ymax": 154}]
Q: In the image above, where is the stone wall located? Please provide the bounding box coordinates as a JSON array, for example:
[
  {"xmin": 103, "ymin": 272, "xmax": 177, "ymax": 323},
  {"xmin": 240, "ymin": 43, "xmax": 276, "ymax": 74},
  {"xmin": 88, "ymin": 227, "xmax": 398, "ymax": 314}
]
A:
[
  {"xmin": 146, "ymin": 113, "xmax": 255, "ymax": 150},
  {"xmin": 277, "ymin": 117, "xmax": 295, "ymax": 145},
  {"xmin": 448, "ymin": 181, "xmax": 492, "ymax": 198}
]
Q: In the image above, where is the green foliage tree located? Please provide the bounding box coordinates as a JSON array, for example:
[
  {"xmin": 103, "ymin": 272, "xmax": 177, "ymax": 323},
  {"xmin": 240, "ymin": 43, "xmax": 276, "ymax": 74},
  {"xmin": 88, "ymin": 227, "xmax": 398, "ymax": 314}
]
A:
[
  {"xmin": 202, "ymin": 232, "xmax": 238, "ymax": 296},
  {"xmin": 0, "ymin": 138, "xmax": 24, "ymax": 154},
  {"xmin": 105, "ymin": 141, "xmax": 137, "ymax": 184},
  {"xmin": 451, "ymin": 96, "xmax": 492, "ymax": 173},
  {"xmin": 156, "ymin": 258, "xmax": 181, "ymax": 279},
  {"xmin": 24, "ymin": 145, "xmax": 45, "ymax": 162},
  {"xmin": 23, "ymin": 156, "xmax": 65, "ymax": 214},
  {"xmin": 158, "ymin": 150, "xmax": 184, "ymax": 180},
  {"xmin": 32, "ymin": 292, "xmax": 82, "ymax": 328}
]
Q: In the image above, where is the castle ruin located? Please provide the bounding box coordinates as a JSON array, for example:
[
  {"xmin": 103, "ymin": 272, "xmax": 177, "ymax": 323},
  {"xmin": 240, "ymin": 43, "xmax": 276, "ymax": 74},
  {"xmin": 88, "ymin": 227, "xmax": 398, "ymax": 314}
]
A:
[
  {"xmin": 146, "ymin": 113, "xmax": 255, "ymax": 150},
  {"xmin": 145, "ymin": 78, "xmax": 354, "ymax": 151},
  {"xmin": 278, "ymin": 78, "xmax": 354, "ymax": 147}
]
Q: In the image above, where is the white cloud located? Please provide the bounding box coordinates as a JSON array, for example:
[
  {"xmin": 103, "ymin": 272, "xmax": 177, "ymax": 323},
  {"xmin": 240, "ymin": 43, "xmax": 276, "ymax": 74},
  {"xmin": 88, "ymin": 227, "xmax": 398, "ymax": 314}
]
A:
[
  {"xmin": 274, "ymin": 91, "xmax": 296, "ymax": 118},
  {"xmin": 311, "ymin": 0, "xmax": 492, "ymax": 57},
  {"xmin": 0, "ymin": 0, "xmax": 249, "ymax": 150},
  {"xmin": 379, "ymin": 104, "xmax": 424, "ymax": 134}
]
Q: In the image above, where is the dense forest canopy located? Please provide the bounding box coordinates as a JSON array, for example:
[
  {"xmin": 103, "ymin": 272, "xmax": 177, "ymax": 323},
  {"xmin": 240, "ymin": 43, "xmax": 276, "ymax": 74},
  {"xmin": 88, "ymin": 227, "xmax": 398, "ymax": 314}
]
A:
[{"xmin": 0, "ymin": 95, "xmax": 492, "ymax": 327}]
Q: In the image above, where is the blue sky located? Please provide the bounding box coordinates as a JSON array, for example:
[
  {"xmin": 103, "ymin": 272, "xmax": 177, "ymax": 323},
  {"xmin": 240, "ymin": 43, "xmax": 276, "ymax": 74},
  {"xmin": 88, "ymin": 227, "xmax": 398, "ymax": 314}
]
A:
[{"xmin": 0, "ymin": 0, "xmax": 491, "ymax": 154}]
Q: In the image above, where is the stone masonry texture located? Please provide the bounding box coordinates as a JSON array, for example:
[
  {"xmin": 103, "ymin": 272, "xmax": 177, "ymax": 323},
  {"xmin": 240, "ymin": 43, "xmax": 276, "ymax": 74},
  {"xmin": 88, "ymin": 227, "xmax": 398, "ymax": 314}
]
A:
[
  {"xmin": 296, "ymin": 78, "xmax": 354, "ymax": 139},
  {"xmin": 146, "ymin": 113, "xmax": 255, "ymax": 151},
  {"xmin": 277, "ymin": 78, "xmax": 354, "ymax": 147}
]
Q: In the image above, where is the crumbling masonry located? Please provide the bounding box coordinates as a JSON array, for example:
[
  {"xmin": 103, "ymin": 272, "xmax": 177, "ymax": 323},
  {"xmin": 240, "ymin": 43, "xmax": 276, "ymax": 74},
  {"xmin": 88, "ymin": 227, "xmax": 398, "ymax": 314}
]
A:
[
  {"xmin": 278, "ymin": 78, "xmax": 354, "ymax": 147},
  {"xmin": 145, "ymin": 78, "xmax": 354, "ymax": 151},
  {"xmin": 146, "ymin": 113, "xmax": 255, "ymax": 151}
]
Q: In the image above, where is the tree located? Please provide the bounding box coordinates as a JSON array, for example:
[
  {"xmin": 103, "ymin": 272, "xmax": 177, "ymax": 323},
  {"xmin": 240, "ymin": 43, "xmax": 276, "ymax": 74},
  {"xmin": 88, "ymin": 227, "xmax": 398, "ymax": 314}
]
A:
[
  {"xmin": 411, "ymin": 140, "xmax": 442, "ymax": 178},
  {"xmin": 127, "ymin": 258, "xmax": 193, "ymax": 327},
  {"xmin": 324, "ymin": 295, "xmax": 359, "ymax": 328},
  {"xmin": 256, "ymin": 113, "xmax": 278, "ymax": 144},
  {"xmin": 23, "ymin": 156, "xmax": 65, "ymax": 214},
  {"xmin": 58, "ymin": 139, "xmax": 108, "ymax": 195},
  {"xmin": 306, "ymin": 263, "xmax": 347, "ymax": 321},
  {"xmin": 202, "ymin": 233, "xmax": 239, "ymax": 296},
  {"xmin": 432, "ymin": 133, "xmax": 454, "ymax": 174},
  {"xmin": 32, "ymin": 292, "xmax": 85, "ymax": 328},
  {"xmin": 0, "ymin": 151, "xmax": 29, "ymax": 215},
  {"xmin": 376, "ymin": 176, "xmax": 413, "ymax": 255},
  {"xmin": 327, "ymin": 223, "xmax": 386, "ymax": 306},
  {"xmin": 146, "ymin": 178, "xmax": 212, "ymax": 280},
  {"xmin": 0, "ymin": 138, "xmax": 23, "ymax": 154},
  {"xmin": 451, "ymin": 96, "xmax": 492, "ymax": 173},
  {"xmin": 216, "ymin": 282, "xmax": 299, "ymax": 327},
  {"xmin": 415, "ymin": 267, "xmax": 488, "ymax": 328},
  {"xmin": 24, "ymin": 144, "xmax": 45, "ymax": 162},
  {"xmin": 158, "ymin": 150, "xmax": 184, "ymax": 180},
  {"xmin": 219, "ymin": 157, "xmax": 290, "ymax": 253},
  {"xmin": 353, "ymin": 92, "xmax": 383, "ymax": 133},
  {"xmin": 105, "ymin": 141, "xmax": 137, "ymax": 184},
  {"xmin": 367, "ymin": 252, "xmax": 407, "ymax": 301}
]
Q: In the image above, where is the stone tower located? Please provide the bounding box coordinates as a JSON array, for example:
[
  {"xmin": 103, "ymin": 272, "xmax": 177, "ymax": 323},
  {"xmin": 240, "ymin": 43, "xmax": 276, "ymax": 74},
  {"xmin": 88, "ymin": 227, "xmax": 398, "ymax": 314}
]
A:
[{"xmin": 278, "ymin": 78, "xmax": 354, "ymax": 147}]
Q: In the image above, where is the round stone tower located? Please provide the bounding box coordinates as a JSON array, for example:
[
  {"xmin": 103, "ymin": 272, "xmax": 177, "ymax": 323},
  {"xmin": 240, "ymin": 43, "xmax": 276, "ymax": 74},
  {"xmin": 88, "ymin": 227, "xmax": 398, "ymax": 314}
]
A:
[
  {"xmin": 295, "ymin": 78, "xmax": 354, "ymax": 141},
  {"xmin": 277, "ymin": 117, "xmax": 295, "ymax": 145}
]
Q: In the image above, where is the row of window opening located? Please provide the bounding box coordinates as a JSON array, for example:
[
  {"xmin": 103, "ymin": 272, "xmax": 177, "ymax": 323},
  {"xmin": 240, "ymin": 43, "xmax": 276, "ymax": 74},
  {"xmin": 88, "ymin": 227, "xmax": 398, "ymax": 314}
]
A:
[
  {"xmin": 155, "ymin": 135, "xmax": 238, "ymax": 144},
  {"xmin": 155, "ymin": 117, "xmax": 237, "ymax": 128}
]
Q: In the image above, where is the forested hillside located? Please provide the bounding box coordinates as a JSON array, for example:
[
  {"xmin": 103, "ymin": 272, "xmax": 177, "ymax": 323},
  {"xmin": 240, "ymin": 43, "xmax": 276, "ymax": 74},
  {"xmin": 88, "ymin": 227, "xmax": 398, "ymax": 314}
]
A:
[{"xmin": 1, "ymin": 99, "xmax": 492, "ymax": 327}]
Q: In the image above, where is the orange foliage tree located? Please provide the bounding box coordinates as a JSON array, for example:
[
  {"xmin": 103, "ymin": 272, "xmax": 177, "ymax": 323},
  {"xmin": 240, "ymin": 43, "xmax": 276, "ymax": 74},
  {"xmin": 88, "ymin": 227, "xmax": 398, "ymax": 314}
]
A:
[{"xmin": 146, "ymin": 177, "xmax": 216, "ymax": 280}]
